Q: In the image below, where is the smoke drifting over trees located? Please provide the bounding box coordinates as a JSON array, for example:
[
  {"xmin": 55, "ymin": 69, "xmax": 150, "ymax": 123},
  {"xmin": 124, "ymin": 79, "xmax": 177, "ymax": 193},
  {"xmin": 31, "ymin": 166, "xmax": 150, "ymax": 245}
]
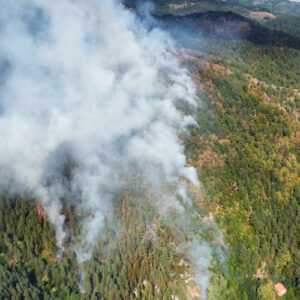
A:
[{"xmin": 0, "ymin": 0, "xmax": 216, "ymax": 297}]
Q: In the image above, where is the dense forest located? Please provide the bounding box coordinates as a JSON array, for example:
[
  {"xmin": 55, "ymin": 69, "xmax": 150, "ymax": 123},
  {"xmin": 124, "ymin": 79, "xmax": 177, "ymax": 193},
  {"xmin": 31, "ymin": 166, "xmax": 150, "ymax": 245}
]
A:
[
  {"xmin": 183, "ymin": 39, "xmax": 300, "ymax": 299},
  {"xmin": 0, "ymin": 187, "xmax": 223, "ymax": 299},
  {"xmin": 1, "ymin": 1, "xmax": 300, "ymax": 299}
]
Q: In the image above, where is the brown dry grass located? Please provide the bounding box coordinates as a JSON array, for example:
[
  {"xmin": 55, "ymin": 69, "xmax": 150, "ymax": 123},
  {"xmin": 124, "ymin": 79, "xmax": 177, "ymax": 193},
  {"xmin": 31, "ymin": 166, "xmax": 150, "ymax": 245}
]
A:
[
  {"xmin": 250, "ymin": 11, "xmax": 277, "ymax": 20},
  {"xmin": 168, "ymin": 2, "xmax": 196, "ymax": 10}
]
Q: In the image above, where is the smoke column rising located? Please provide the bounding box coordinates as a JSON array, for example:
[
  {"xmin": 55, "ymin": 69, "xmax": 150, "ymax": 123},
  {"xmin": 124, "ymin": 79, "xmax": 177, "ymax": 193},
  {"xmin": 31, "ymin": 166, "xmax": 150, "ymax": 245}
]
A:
[{"xmin": 0, "ymin": 0, "xmax": 212, "ymax": 296}]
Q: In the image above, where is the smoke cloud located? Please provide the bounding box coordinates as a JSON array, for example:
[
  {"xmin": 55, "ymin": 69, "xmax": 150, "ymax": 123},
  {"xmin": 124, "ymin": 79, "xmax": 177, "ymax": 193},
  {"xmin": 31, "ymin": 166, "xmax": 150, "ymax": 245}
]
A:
[{"xmin": 0, "ymin": 0, "xmax": 212, "ymax": 297}]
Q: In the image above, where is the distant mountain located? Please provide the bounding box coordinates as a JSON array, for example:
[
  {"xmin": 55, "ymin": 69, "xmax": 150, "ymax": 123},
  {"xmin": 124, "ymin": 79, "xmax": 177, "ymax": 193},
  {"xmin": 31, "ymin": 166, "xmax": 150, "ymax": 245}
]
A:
[
  {"xmin": 158, "ymin": 11, "xmax": 300, "ymax": 50},
  {"xmin": 151, "ymin": 0, "xmax": 300, "ymax": 16},
  {"xmin": 124, "ymin": 0, "xmax": 300, "ymax": 39}
]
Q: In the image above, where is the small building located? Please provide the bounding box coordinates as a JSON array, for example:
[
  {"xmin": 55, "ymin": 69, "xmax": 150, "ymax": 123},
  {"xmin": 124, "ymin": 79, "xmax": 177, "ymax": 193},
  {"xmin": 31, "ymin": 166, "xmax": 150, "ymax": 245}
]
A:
[{"xmin": 274, "ymin": 283, "xmax": 287, "ymax": 297}]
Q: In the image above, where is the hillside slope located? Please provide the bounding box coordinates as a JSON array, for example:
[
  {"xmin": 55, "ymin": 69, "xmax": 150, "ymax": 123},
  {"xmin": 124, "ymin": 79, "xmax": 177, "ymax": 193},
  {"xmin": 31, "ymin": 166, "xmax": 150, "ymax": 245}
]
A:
[
  {"xmin": 158, "ymin": 11, "xmax": 300, "ymax": 50},
  {"xmin": 0, "ymin": 2, "xmax": 299, "ymax": 300}
]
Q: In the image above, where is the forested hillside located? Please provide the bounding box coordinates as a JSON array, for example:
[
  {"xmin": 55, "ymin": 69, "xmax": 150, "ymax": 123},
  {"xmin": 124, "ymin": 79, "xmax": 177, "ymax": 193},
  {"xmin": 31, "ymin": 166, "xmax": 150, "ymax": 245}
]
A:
[
  {"xmin": 146, "ymin": 0, "xmax": 300, "ymax": 38},
  {"xmin": 183, "ymin": 39, "xmax": 300, "ymax": 299},
  {"xmin": 0, "ymin": 1, "xmax": 300, "ymax": 299},
  {"xmin": 0, "ymin": 187, "xmax": 223, "ymax": 299}
]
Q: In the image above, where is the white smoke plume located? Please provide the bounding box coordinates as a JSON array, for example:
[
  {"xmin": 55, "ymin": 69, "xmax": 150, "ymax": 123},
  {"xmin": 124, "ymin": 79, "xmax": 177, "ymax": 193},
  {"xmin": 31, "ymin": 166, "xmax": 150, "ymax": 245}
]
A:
[
  {"xmin": 0, "ymin": 0, "xmax": 197, "ymax": 254},
  {"xmin": 0, "ymin": 0, "xmax": 212, "ymax": 296},
  {"xmin": 190, "ymin": 240, "xmax": 211, "ymax": 300}
]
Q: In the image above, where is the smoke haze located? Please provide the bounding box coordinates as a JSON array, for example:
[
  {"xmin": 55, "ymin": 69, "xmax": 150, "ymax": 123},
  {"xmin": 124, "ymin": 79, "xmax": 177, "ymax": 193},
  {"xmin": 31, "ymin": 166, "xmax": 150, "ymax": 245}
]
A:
[{"xmin": 0, "ymin": 0, "xmax": 213, "ymax": 297}]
